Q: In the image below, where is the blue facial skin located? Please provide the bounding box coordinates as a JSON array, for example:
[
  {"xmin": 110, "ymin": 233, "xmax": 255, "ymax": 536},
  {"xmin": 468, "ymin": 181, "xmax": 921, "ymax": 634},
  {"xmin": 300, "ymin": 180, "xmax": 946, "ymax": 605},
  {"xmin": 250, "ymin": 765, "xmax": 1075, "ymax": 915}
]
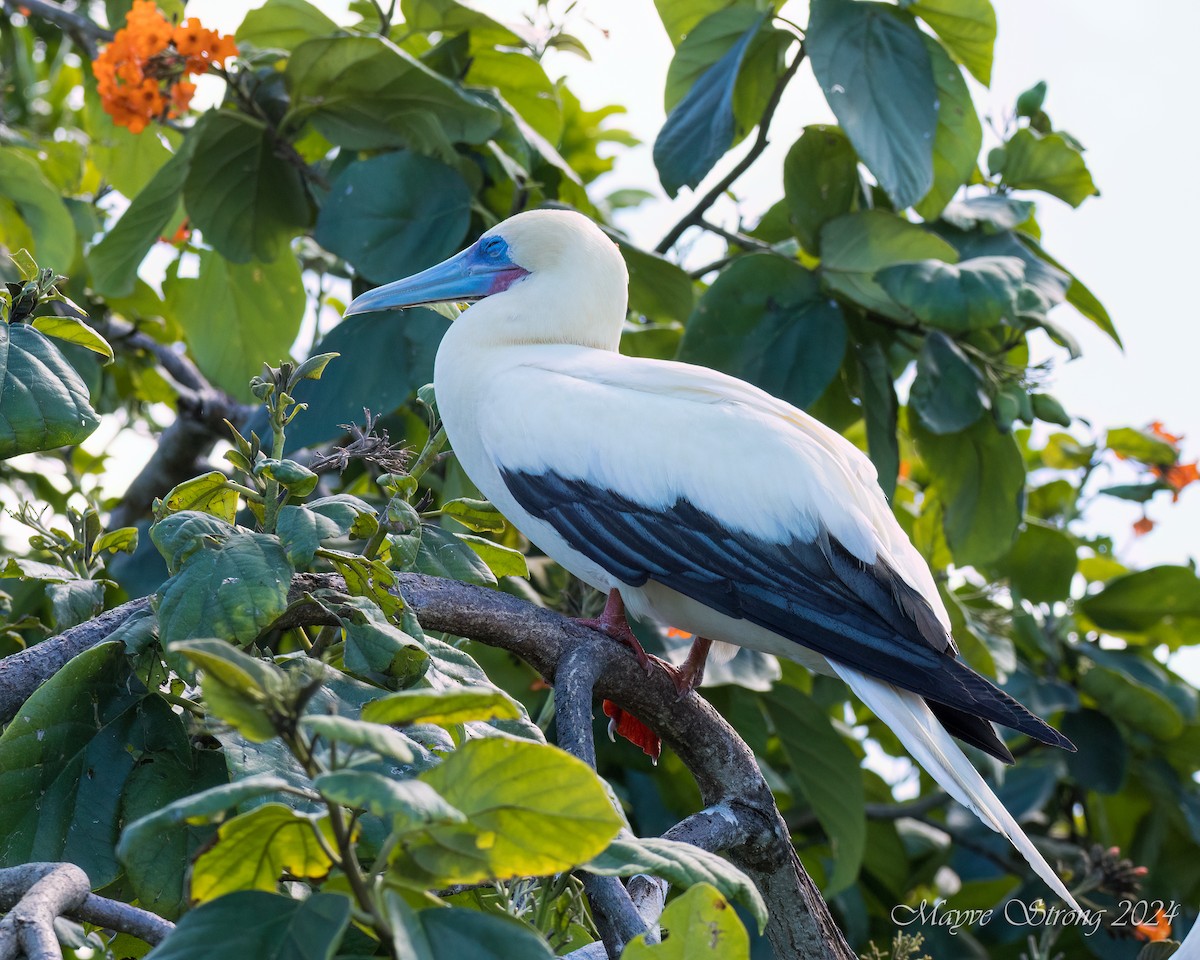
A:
[{"xmin": 345, "ymin": 235, "xmax": 528, "ymax": 316}]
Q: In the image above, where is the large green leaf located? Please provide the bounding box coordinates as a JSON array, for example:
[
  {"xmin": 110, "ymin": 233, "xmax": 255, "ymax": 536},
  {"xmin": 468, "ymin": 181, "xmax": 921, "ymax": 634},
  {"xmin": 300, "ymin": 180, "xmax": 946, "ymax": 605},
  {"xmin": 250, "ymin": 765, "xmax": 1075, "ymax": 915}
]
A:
[
  {"xmin": 399, "ymin": 738, "xmax": 622, "ymax": 885},
  {"xmin": 908, "ymin": 331, "xmax": 987, "ymax": 434},
  {"xmin": 467, "ymin": 49, "xmax": 562, "ymax": 145},
  {"xmin": 184, "ymin": 112, "xmax": 310, "ymax": 264},
  {"xmin": 623, "ymin": 883, "xmax": 749, "ymax": 959},
  {"xmin": 166, "ymin": 248, "xmax": 305, "ymax": 399},
  {"xmin": 906, "ymin": 0, "xmax": 996, "ymax": 85},
  {"xmin": 819, "ymin": 211, "xmax": 958, "ymax": 319},
  {"xmin": 0, "ymin": 644, "xmax": 157, "ymax": 886},
  {"xmin": 585, "ymin": 837, "xmax": 767, "ymax": 930},
  {"xmin": 856, "ymin": 339, "xmax": 899, "ymax": 500},
  {"xmin": 1080, "ymin": 659, "xmax": 1184, "ymax": 742},
  {"xmin": 877, "ymin": 256, "xmax": 1024, "ymax": 331},
  {"xmin": 654, "ymin": 0, "xmax": 746, "ymax": 46},
  {"xmin": 807, "ymin": 0, "xmax": 937, "ymax": 209},
  {"xmin": 88, "ymin": 135, "xmax": 195, "ymax": 297},
  {"xmin": 315, "ymin": 151, "xmax": 471, "ymax": 285},
  {"xmin": 1018, "ymin": 235, "xmax": 1121, "ymax": 347},
  {"xmin": 912, "ymin": 34, "xmax": 982, "ymax": 221},
  {"xmin": 653, "ymin": 11, "xmax": 765, "ymax": 196},
  {"xmin": 783, "ymin": 125, "xmax": 859, "ymax": 252},
  {"xmin": 678, "ymin": 255, "xmax": 846, "ymax": 410},
  {"xmin": 314, "ymin": 771, "xmax": 464, "ymax": 826},
  {"xmin": 913, "ymin": 417, "xmax": 1024, "ymax": 565},
  {"xmin": 763, "ymin": 688, "xmax": 865, "ymax": 894},
  {"xmin": 387, "ymin": 896, "xmax": 556, "ymax": 960},
  {"xmin": 144, "ymin": 891, "xmax": 350, "ymax": 960},
  {"xmin": 0, "ymin": 148, "xmax": 76, "ymax": 270},
  {"xmin": 1061, "ymin": 709, "xmax": 1126, "ymax": 794},
  {"xmin": 994, "ymin": 521, "xmax": 1077, "ymax": 604},
  {"xmin": 285, "ymin": 35, "xmax": 499, "ymax": 152},
  {"xmin": 151, "ymin": 510, "xmax": 237, "ymax": 573},
  {"xmin": 191, "ymin": 804, "xmax": 334, "ymax": 902},
  {"xmin": 0, "ymin": 323, "xmax": 100, "ymax": 459},
  {"xmin": 400, "ymin": 0, "xmax": 522, "ymax": 44},
  {"xmin": 363, "ymin": 686, "xmax": 523, "ymax": 727},
  {"xmin": 156, "ymin": 532, "xmax": 294, "ymax": 645},
  {"xmin": 1080, "ymin": 566, "xmax": 1200, "ymax": 634},
  {"xmin": 283, "ymin": 309, "xmax": 446, "ymax": 451},
  {"xmin": 996, "ymin": 128, "xmax": 1099, "ymax": 208},
  {"xmin": 621, "ymin": 242, "xmax": 695, "ymax": 323},
  {"xmin": 236, "ymin": 0, "xmax": 339, "ymax": 51}
]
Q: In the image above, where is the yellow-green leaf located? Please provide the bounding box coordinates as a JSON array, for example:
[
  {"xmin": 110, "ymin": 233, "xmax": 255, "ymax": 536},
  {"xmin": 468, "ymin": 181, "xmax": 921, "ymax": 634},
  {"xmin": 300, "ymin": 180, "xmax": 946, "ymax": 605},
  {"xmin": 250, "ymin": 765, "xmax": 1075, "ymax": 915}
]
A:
[
  {"xmin": 363, "ymin": 686, "xmax": 522, "ymax": 727},
  {"xmin": 31, "ymin": 315, "xmax": 114, "ymax": 362}
]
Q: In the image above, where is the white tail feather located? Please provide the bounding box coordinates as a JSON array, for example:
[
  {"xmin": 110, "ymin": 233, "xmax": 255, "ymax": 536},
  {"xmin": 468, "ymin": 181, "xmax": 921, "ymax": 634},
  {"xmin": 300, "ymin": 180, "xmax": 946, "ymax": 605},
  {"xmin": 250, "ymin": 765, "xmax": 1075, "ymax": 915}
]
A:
[{"xmin": 829, "ymin": 662, "xmax": 1082, "ymax": 913}]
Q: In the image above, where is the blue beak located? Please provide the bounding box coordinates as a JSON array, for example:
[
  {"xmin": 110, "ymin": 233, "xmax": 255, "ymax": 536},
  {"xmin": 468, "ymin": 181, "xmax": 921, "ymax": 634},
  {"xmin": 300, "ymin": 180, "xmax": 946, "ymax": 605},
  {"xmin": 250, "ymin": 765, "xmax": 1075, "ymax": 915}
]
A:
[{"xmin": 344, "ymin": 236, "xmax": 528, "ymax": 316}]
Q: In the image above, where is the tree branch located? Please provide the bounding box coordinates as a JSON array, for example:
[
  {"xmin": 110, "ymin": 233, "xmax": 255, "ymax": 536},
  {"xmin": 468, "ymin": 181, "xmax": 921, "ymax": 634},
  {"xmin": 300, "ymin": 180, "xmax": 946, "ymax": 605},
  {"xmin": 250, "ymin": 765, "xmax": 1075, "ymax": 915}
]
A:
[
  {"xmin": 655, "ymin": 43, "xmax": 806, "ymax": 255},
  {"xmin": 0, "ymin": 863, "xmax": 172, "ymax": 959},
  {"xmin": 4, "ymin": 0, "xmax": 112, "ymax": 58}
]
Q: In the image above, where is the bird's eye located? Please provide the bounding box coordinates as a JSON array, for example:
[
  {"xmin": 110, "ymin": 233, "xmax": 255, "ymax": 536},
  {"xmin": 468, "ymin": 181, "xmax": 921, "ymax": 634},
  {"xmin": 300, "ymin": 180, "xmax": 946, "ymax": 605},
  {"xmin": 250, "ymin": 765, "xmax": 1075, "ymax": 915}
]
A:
[{"xmin": 481, "ymin": 236, "xmax": 505, "ymax": 259}]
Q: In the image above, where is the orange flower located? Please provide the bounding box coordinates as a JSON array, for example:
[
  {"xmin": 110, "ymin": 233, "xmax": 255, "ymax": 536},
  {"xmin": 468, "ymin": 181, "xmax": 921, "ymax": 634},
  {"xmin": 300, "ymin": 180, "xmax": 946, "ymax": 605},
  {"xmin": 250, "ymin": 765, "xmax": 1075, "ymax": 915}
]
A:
[
  {"xmin": 91, "ymin": 2, "xmax": 236, "ymax": 133},
  {"xmin": 1151, "ymin": 461, "xmax": 1199, "ymax": 502},
  {"xmin": 159, "ymin": 220, "xmax": 191, "ymax": 245},
  {"xmin": 1132, "ymin": 516, "xmax": 1154, "ymax": 537},
  {"xmin": 665, "ymin": 627, "xmax": 693, "ymax": 640},
  {"xmin": 1134, "ymin": 907, "xmax": 1171, "ymax": 942},
  {"xmin": 1149, "ymin": 421, "xmax": 1184, "ymax": 446}
]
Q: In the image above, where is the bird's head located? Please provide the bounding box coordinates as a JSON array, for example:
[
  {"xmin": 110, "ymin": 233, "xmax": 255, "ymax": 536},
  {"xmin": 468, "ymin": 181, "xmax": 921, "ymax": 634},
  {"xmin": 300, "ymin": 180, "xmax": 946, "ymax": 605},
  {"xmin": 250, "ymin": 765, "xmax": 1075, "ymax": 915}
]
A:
[{"xmin": 344, "ymin": 209, "xmax": 629, "ymax": 350}]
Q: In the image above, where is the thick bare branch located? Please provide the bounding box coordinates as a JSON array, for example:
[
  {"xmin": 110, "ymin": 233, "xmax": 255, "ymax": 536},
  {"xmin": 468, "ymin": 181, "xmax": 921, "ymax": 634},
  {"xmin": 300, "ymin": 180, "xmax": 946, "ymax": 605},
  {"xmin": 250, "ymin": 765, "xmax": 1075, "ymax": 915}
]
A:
[{"xmin": 4, "ymin": 0, "xmax": 112, "ymax": 58}]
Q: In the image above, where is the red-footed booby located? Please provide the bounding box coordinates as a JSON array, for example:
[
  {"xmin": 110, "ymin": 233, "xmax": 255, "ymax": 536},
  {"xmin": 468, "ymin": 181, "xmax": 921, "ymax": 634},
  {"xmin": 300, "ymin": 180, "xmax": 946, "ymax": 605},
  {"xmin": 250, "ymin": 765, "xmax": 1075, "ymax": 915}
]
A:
[{"xmin": 345, "ymin": 209, "xmax": 1080, "ymax": 911}]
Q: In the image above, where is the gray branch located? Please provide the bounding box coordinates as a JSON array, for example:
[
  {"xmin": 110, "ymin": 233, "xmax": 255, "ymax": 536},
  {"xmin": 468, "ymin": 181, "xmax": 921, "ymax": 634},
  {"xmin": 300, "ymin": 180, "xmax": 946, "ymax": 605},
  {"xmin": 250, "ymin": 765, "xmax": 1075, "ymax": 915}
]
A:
[{"xmin": 0, "ymin": 863, "xmax": 172, "ymax": 960}]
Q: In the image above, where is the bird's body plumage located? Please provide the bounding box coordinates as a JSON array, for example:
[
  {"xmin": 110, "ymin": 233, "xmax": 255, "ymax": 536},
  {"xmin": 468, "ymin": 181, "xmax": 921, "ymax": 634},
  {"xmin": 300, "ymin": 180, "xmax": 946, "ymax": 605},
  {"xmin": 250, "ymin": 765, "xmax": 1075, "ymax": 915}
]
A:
[{"xmin": 347, "ymin": 209, "xmax": 1081, "ymax": 911}]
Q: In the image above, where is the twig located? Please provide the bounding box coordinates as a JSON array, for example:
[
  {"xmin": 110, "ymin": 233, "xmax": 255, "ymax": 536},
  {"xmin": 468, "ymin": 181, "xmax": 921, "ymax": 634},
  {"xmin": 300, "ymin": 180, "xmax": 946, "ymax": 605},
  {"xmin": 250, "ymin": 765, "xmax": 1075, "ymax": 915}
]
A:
[
  {"xmin": 696, "ymin": 218, "xmax": 777, "ymax": 253},
  {"xmin": 655, "ymin": 44, "xmax": 806, "ymax": 255},
  {"xmin": 5, "ymin": 0, "xmax": 112, "ymax": 59}
]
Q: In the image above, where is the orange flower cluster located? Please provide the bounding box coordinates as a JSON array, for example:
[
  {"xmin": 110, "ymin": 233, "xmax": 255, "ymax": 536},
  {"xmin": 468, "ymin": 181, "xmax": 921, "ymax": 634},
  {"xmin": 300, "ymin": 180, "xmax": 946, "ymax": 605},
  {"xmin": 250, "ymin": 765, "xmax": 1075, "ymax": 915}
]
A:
[
  {"xmin": 92, "ymin": 1, "xmax": 236, "ymax": 133},
  {"xmin": 1133, "ymin": 906, "xmax": 1172, "ymax": 942},
  {"xmin": 1145, "ymin": 421, "xmax": 1199, "ymax": 502}
]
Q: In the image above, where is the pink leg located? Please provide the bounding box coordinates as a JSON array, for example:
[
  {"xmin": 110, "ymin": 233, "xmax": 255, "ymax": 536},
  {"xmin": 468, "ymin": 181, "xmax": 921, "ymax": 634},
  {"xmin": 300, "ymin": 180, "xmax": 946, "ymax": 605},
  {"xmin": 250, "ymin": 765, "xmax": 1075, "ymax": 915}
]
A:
[
  {"xmin": 576, "ymin": 588, "xmax": 655, "ymax": 674},
  {"xmin": 661, "ymin": 636, "xmax": 714, "ymax": 696}
]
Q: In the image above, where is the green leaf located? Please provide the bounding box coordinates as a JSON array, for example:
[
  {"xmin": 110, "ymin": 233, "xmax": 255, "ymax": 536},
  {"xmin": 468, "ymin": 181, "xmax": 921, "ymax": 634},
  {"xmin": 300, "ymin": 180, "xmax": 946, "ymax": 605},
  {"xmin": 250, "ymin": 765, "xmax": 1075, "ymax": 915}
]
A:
[
  {"xmin": 856, "ymin": 339, "xmax": 899, "ymax": 500},
  {"xmin": 654, "ymin": 0, "xmax": 745, "ymax": 47},
  {"xmin": 386, "ymin": 896, "xmax": 556, "ymax": 960},
  {"xmin": 166, "ymin": 248, "xmax": 306, "ymax": 400},
  {"xmin": 807, "ymin": 0, "xmax": 937, "ymax": 209},
  {"xmin": 88, "ymin": 136, "xmax": 195, "ymax": 298},
  {"xmin": 653, "ymin": 11, "xmax": 765, "ymax": 196},
  {"xmin": 467, "ymin": 49, "xmax": 562, "ymax": 145},
  {"xmin": 623, "ymin": 883, "xmax": 749, "ymax": 959},
  {"xmin": 93, "ymin": 526, "xmax": 139, "ymax": 557},
  {"xmin": 933, "ymin": 225, "xmax": 1069, "ymax": 321},
  {"xmin": 783, "ymin": 125, "xmax": 859, "ymax": 252},
  {"xmin": 678, "ymin": 255, "xmax": 846, "ymax": 410},
  {"xmin": 156, "ymin": 532, "xmax": 293, "ymax": 646},
  {"xmin": 191, "ymin": 804, "xmax": 334, "ymax": 902},
  {"xmin": 442, "ymin": 498, "xmax": 506, "ymax": 533},
  {"xmin": 1099, "ymin": 483, "xmax": 1166, "ymax": 504},
  {"xmin": 1080, "ymin": 659, "xmax": 1184, "ymax": 741},
  {"xmin": 283, "ymin": 309, "xmax": 445, "ymax": 452},
  {"xmin": 763, "ymin": 688, "xmax": 865, "ymax": 894},
  {"xmin": 286, "ymin": 35, "xmax": 499, "ymax": 152},
  {"xmin": 878, "ymin": 256, "xmax": 1024, "ymax": 332},
  {"xmin": 997, "ymin": 128, "xmax": 1099, "ymax": 208},
  {"xmin": 363, "ymin": 686, "xmax": 523, "ymax": 727},
  {"xmin": 621, "ymin": 242, "xmax": 695, "ymax": 323},
  {"xmin": 0, "ymin": 644, "xmax": 147, "ymax": 887},
  {"xmin": 47, "ymin": 579, "xmax": 105, "ymax": 630},
  {"xmin": 157, "ymin": 471, "xmax": 239, "ymax": 524},
  {"xmin": 1031, "ymin": 393, "xmax": 1071, "ymax": 427},
  {"xmin": 0, "ymin": 148, "xmax": 77, "ymax": 270},
  {"xmin": 151, "ymin": 510, "xmax": 237, "ymax": 573},
  {"xmin": 1080, "ymin": 566, "xmax": 1200, "ymax": 634},
  {"xmin": 0, "ymin": 323, "xmax": 100, "ymax": 459},
  {"xmin": 314, "ymin": 771, "xmax": 464, "ymax": 825},
  {"xmin": 1018, "ymin": 235, "xmax": 1121, "ymax": 347},
  {"xmin": 338, "ymin": 596, "xmax": 429, "ymax": 682},
  {"xmin": 1061, "ymin": 709, "xmax": 1125, "ymax": 794},
  {"xmin": 85, "ymin": 82, "xmax": 180, "ymax": 198},
  {"xmin": 172, "ymin": 638, "xmax": 289, "ymax": 742},
  {"xmin": 456, "ymin": 533, "xmax": 529, "ymax": 579},
  {"xmin": 907, "ymin": 0, "xmax": 996, "ymax": 85},
  {"xmin": 913, "ymin": 416, "xmax": 1024, "ymax": 565},
  {"xmin": 994, "ymin": 521, "xmax": 1077, "ymax": 604},
  {"xmin": 415, "ymin": 523, "xmax": 496, "ymax": 586},
  {"xmin": 143, "ymin": 891, "xmax": 350, "ymax": 960},
  {"xmin": 912, "ymin": 34, "xmax": 982, "ymax": 221},
  {"xmin": 236, "ymin": 0, "xmax": 339, "ymax": 50},
  {"xmin": 943, "ymin": 196, "xmax": 1035, "ymax": 232},
  {"xmin": 402, "ymin": 739, "xmax": 622, "ymax": 885},
  {"xmin": 29, "ymin": 316, "xmax": 113, "ymax": 361},
  {"xmin": 907, "ymin": 331, "xmax": 984, "ymax": 432},
  {"xmin": 399, "ymin": 0, "xmax": 523, "ymax": 44},
  {"xmin": 184, "ymin": 112, "xmax": 310, "ymax": 264},
  {"xmin": 819, "ymin": 211, "xmax": 958, "ymax": 319},
  {"xmin": 299, "ymin": 716, "xmax": 417, "ymax": 764},
  {"xmin": 315, "ymin": 151, "xmax": 471, "ymax": 285},
  {"xmin": 1105, "ymin": 426, "xmax": 1178, "ymax": 466},
  {"xmin": 276, "ymin": 504, "xmax": 342, "ymax": 568},
  {"xmin": 586, "ymin": 837, "xmax": 766, "ymax": 931}
]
